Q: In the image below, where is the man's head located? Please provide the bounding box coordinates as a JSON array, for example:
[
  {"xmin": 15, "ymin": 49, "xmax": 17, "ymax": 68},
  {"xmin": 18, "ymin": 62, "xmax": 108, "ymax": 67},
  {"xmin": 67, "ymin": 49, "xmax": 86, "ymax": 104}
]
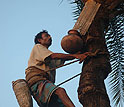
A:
[{"xmin": 34, "ymin": 30, "xmax": 52, "ymax": 48}]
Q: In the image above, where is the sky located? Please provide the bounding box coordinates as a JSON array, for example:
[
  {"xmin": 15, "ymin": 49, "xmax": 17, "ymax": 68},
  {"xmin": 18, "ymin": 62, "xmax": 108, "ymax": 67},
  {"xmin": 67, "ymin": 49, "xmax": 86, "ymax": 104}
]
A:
[
  {"xmin": 1, "ymin": 0, "xmax": 122, "ymax": 107},
  {"xmin": 0, "ymin": 0, "xmax": 84, "ymax": 107}
]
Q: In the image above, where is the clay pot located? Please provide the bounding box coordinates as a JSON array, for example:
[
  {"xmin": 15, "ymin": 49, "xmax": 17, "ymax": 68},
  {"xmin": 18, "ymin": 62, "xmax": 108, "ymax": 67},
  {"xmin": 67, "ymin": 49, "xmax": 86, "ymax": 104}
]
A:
[
  {"xmin": 68, "ymin": 29, "xmax": 81, "ymax": 36},
  {"xmin": 61, "ymin": 30, "xmax": 85, "ymax": 54}
]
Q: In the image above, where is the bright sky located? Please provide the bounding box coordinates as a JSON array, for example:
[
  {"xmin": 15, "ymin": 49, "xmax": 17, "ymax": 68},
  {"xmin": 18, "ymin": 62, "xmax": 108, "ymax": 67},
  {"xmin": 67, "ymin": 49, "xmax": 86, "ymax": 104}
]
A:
[{"xmin": 0, "ymin": 0, "xmax": 84, "ymax": 106}]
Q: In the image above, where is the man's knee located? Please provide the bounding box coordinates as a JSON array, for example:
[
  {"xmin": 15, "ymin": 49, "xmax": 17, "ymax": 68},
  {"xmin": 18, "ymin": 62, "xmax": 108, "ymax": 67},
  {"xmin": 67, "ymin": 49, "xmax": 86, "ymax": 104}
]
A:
[{"xmin": 55, "ymin": 87, "xmax": 66, "ymax": 96}]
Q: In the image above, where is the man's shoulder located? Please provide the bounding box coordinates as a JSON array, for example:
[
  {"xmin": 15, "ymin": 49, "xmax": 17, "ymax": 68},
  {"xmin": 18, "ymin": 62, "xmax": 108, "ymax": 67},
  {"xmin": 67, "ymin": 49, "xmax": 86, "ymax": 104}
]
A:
[
  {"xmin": 34, "ymin": 44, "xmax": 42, "ymax": 47},
  {"xmin": 33, "ymin": 44, "xmax": 45, "ymax": 49},
  {"xmin": 33, "ymin": 44, "xmax": 52, "ymax": 53}
]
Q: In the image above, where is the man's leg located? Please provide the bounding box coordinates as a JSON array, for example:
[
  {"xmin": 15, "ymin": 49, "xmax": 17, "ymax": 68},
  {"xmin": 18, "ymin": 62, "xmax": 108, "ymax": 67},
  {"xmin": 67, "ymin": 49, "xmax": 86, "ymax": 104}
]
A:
[{"xmin": 55, "ymin": 87, "xmax": 75, "ymax": 107}]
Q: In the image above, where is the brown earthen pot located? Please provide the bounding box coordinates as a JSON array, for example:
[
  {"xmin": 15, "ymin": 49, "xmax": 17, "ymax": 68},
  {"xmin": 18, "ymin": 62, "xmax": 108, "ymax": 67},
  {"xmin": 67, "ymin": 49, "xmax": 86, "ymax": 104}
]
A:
[{"xmin": 61, "ymin": 29, "xmax": 85, "ymax": 54}]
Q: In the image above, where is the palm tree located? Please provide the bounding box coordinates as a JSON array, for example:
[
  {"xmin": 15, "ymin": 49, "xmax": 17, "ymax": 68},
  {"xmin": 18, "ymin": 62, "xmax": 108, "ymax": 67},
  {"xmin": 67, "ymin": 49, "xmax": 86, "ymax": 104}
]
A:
[{"xmin": 69, "ymin": 0, "xmax": 124, "ymax": 107}]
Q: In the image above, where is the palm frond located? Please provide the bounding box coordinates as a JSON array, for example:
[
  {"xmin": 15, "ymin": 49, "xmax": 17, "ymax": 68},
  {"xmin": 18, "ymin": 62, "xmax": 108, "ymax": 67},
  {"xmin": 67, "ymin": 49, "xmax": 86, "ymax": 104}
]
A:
[
  {"xmin": 68, "ymin": 0, "xmax": 84, "ymax": 20},
  {"xmin": 105, "ymin": 3, "xmax": 124, "ymax": 106}
]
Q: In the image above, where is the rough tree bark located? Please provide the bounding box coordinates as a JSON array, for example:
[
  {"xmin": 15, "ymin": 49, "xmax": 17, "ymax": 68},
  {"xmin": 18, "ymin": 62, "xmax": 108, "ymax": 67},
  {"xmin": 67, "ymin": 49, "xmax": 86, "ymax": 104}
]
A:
[
  {"xmin": 78, "ymin": 0, "xmax": 123, "ymax": 106},
  {"xmin": 77, "ymin": 1, "xmax": 112, "ymax": 107}
]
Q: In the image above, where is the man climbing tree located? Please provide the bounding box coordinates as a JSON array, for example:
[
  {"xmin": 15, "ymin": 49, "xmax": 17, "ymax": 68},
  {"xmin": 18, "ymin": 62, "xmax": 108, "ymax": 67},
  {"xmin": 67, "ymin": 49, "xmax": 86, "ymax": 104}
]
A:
[{"xmin": 25, "ymin": 30, "xmax": 94, "ymax": 107}]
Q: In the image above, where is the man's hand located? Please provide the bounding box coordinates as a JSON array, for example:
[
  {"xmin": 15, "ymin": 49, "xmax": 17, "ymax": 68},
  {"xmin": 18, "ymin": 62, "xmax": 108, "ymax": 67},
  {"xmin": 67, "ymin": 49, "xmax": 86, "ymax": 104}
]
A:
[
  {"xmin": 76, "ymin": 52, "xmax": 92, "ymax": 63},
  {"xmin": 76, "ymin": 49, "xmax": 101, "ymax": 63}
]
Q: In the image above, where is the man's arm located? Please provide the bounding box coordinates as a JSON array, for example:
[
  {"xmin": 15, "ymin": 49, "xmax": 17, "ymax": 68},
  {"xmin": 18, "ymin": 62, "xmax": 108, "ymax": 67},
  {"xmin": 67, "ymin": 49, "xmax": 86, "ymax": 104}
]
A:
[
  {"xmin": 50, "ymin": 53, "xmax": 76, "ymax": 60},
  {"xmin": 49, "ymin": 52, "xmax": 92, "ymax": 62},
  {"xmin": 47, "ymin": 49, "xmax": 101, "ymax": 63}
]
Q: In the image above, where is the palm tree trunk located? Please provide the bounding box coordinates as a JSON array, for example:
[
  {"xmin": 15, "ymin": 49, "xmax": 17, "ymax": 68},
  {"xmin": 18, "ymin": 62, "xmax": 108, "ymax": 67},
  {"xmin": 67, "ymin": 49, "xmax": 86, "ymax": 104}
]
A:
[{"xmin": 78, "ymin": 6, "xmax": 111, "ymax": 107}]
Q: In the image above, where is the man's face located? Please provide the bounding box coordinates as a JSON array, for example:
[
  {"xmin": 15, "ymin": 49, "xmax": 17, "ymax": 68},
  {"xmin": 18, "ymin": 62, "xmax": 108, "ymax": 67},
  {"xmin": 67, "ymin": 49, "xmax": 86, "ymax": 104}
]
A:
[{"xmin": 38, "ymin": 33, "xmax": 52, "ymax": 47}]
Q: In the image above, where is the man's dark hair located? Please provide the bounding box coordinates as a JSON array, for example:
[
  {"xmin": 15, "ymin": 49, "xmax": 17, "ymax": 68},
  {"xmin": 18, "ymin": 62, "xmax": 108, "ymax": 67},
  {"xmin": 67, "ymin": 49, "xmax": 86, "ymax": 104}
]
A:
[{"xmin": 34, "ymin": 30, "xmax": 48, "ymax": 44}]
